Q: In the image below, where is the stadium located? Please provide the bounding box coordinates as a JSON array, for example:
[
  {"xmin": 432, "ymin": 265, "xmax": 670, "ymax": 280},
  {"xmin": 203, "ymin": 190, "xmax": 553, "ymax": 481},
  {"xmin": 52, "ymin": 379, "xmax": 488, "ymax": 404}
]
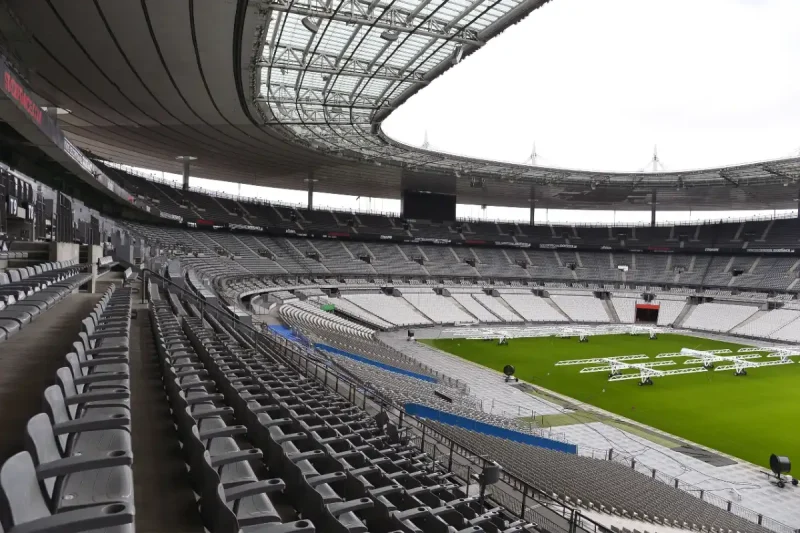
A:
[{"xmin": 0, "ymin": 1, "xmax": 798, "ymax": 533}]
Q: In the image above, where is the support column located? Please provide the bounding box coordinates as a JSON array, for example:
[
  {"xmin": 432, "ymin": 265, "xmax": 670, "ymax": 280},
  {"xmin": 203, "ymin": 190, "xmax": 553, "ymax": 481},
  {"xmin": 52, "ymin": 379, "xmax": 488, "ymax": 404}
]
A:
[
  {"xmin": 182, "ymin": 159, "xmax": 190, "ymax": 190},
  {"xmin": 651, "ymin": 189, "xmax": 657, "ymax": 227},
  {"xmin": 86, "ymin": 244, "xmax": 103, "ymax": 293},
  {"xmin": 176, "ymin": 156, "xmax": 196, "ymax": 191},
  {"xmin": 306, "ymin": 171, "xmax": 316, "ymax": 211},
  {"xmin": 529, "ymin": 186, "xmax": 536, "ymax": 226}
]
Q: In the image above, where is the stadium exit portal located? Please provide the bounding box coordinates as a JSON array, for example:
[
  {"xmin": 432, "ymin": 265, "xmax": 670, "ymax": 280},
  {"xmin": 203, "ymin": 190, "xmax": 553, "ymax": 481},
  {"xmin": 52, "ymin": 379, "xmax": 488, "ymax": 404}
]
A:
[{"xmin": 635, "ymin": 303, "xmax": 659, "ymax": 323}]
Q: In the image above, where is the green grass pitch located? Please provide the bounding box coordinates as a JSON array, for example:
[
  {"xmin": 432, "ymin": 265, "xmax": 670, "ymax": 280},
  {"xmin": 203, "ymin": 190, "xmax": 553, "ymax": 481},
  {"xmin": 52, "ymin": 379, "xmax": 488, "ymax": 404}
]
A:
[{"xmin": 422, "ymin": 333, "xmax": 800, "ymax": 468}]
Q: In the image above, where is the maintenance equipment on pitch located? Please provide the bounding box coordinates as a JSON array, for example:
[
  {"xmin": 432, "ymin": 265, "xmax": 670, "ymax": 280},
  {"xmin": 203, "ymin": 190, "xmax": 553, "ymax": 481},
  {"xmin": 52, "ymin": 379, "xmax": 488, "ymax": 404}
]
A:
[
  {"xmin": 555, "ymin": 355, "xmax": 706, "ymax": 385},
  {"xmin": 629, "ymin": 325, "xmax": 658, "ymax": 339},
  {"xmin": 678, "ymin": 348, "xmax": 795, "ymax": 376},
  {"xmin": 766, "ymin": 455, "xmax": 798, "ymax": 488},
  {"xmin": 503, "ymin": 364, "xmax": 518, "ymax": 383}
]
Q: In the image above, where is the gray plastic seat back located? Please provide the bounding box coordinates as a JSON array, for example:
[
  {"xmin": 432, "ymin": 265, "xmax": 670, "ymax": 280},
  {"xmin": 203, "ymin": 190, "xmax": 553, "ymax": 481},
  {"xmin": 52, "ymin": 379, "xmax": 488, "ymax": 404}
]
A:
[
  {"xmin": 65, "ymin": 353, "xmax": 85, "ymax": 387},
  {"xmin": 8, "ymin": 271, "xmax": 20, "ymax": 283},
  {"xmin": 0, "ymin": 452, "xmax": 52, "ymax": 530},
  {"xmin": 25, "ymin": 413, "xmax": 62, "ymax": 497},
  {"xmin": 72, "ymin": 341, "xmax": 87, "ymax": 361},
  {"xmin": 33, "ymin": 266, "xmax": 42, "ymax": 275},
  {"xmin": 42, "ymin": 385, "xmax": 73, "ymax": 451},
  {"xmin": 78, "ymin": 332, "xmax": 93, "ymax": 351},
  {"xmin": 82, "ymin": 318, "xmax": 96, "ymax": 336},
  {"xmin": 0, "ymin": 274, "xmax": 8, "ymax": 286},
  {"xmin": 55, "ymin": 368, "xmax": 81, "ymax": 420}
]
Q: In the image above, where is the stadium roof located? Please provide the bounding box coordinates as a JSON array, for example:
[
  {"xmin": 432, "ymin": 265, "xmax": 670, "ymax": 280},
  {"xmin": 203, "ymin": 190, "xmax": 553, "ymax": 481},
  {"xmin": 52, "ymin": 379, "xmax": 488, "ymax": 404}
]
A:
[{"xmin": 1, "ymin": 0, "xmax": 799, "ymax": 211}]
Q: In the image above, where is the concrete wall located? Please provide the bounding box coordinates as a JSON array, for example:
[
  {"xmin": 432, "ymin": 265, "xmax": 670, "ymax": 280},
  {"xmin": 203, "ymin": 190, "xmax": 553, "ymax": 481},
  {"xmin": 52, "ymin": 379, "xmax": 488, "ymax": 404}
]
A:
[{"xmin": 49, "ymin": 242, "xmax": 79, "ymax": 262}]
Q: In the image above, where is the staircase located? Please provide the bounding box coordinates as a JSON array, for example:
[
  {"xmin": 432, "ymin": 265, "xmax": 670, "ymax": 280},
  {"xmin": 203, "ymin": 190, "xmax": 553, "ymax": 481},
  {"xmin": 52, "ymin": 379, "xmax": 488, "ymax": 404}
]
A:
[
  {"xmin": 731, "ymin": 309, "xmax": 767, "ymax": 332},
  {"xmin": 341, "ymin": 242, "xmax": 356, "ymax": 259},
  {"xmin": 758, "ymin": 220, "xmax": 774, "ymax": 242},
  {"xmin": 395, "ymin": 245, "xmax": 411, "ymax": 261},
  {"xmin": 544, "ymin": 296, "xmax": 571, "ymax": 321},
  {"xmin": 236, "ymin": 200, "xmax": 252, "ymax": 217},
  {"xmin": 603, "ymin": 298, "xmax": 621, "ymax": 323},
  {"xmin": 673, "ymin": 302, "xmax": 696, "ymax": 328}
]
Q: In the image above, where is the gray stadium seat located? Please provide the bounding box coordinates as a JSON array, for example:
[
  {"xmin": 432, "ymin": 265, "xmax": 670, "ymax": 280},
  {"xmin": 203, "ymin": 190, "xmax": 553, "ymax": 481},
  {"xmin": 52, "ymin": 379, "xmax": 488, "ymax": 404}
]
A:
[
  {"xmin": 42, "ymin": 385, "xmax": 132, "ymax": 458},
  {"xmin": 55, "ymin": 368, "xmax": 131, "ymax": 425},
  {"xmin": 0, "ymin": 452, "xmax": 134, "ymax": 533},
  {"xmin": 24, "ymin": 413, "xmax": 133, "ymax": 511},
  {"xmin": 65, "ymin": 351, "xmax": 130, "ymax": 392}
]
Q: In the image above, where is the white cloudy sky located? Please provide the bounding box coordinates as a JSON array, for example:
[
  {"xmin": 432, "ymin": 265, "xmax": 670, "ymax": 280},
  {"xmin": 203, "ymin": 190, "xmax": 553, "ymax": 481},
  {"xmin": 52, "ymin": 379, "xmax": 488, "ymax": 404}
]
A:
[
  {"xmin": 383, "ymin": 0, "xmax": 800, "ymax": 171},
  {"xmin": 128, "ymin": 0, "xmax": 800, "ymax": 224}
]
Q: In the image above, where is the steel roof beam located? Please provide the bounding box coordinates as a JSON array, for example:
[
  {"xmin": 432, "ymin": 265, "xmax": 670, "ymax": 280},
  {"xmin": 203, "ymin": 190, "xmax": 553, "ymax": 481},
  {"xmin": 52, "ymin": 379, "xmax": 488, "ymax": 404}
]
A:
[
  {"xmin": 262, "ymin": 1, "xmax": 484, "ymax": 45},
  {"xmin": 259, "ymin": 46, "xmax": 427, "ymax": 83},
  {"xmin": 258, "ymin": 86, "xmax": 387, "ymax": 109}
]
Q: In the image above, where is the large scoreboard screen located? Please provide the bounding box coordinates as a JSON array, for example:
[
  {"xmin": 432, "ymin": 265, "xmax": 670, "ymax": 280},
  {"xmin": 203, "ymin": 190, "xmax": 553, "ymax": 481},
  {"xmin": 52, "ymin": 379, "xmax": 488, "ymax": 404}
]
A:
[{"xmin": 402, "ymin": 190, "xmax": 456, "ymax": 222}]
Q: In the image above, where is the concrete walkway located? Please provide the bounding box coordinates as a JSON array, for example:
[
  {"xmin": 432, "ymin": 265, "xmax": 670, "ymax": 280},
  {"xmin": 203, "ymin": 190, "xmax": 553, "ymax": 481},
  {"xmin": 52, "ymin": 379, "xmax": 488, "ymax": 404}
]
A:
[
  {"xmin": 129, "ymin": 291, "xmax": 204, "ymax": 532},
  {"xmin": 0, "ymin": 291, "xmax": 101, "ymax": 463}
]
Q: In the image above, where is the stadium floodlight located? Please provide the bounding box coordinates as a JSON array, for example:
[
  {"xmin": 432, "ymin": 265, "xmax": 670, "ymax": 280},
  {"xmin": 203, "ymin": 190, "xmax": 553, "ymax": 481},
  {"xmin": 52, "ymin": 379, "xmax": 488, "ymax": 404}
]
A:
[{"xmin": 301, "ymin": 17, "xmax": 320, "ymax": 33}]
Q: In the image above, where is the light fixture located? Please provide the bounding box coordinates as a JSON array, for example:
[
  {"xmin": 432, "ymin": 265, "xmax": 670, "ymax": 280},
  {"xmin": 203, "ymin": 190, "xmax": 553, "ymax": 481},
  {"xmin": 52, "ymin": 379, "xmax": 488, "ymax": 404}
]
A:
[
  {"xmin": 302, "ymin": 17, "xmax": 319, "ymax": 33},
  {"xmin": 452, "ymin": 45, "xmax": 464, "ymax": 65},
  {"xmin": 41, "ymin": 107, "xmax": 71, "ymax": 115},
  {"xmin": 380, "ymin": 30, "xmax": 399, "ymax": 41}
]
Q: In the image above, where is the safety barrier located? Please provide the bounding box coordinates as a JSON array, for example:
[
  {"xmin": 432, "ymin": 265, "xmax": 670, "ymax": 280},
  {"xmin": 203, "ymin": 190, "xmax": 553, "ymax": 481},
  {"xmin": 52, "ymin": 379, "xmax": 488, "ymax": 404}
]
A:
[
  {"xmin": 316, "ymin": 343, "xmax": 438, "ymax": 383},
  {"xmin": 405, "ymin": 402, "xmax": 578, "ymax": 455}
]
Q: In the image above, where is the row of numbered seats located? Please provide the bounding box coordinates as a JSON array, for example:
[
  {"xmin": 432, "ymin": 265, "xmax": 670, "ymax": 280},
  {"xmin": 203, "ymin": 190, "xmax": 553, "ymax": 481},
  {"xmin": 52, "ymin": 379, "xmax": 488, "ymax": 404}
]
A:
[
  {"xmin": 0, "ymin": 284, "xmax": 136, "ymax": 533},
  {"xmin": 0, "ymin": 260, "xmax": 91, "ymax": 340}
]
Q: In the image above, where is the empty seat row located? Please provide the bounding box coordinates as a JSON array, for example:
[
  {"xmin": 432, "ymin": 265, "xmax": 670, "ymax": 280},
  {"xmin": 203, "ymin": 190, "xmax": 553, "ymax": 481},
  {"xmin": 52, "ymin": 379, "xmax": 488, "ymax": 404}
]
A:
[
  {"xmin": 170, "ymin": 297, "xmax": 533, "ymax": 533},
  {"xmin": 0, "ymin": 259, "xmax": 90, "ymax": 341},
  {"xmin": 0, "ymin": 284, "xmax": 135, "ymax": 533},
  {"xmin": 150, "ymin": 297, "xmax": 312, "ymax": 533}
]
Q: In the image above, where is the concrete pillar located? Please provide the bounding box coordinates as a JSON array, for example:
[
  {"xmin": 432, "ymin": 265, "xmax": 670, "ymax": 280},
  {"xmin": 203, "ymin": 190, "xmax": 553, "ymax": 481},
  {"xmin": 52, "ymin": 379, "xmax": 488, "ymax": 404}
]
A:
[
  {"xmin": 182, "ymin": 158, "xmax": 190, "ymax": 190},
  {"xmin": 529, "ymin": 187, "xmax": 536, "ymax": 226},
  {"xmin": 86, "ymin": 244, "xmax": 103, "ymax": 293},
  {"xmin": 651, "ymin": 189, "xmax": 657, "ymax": 227},
  {"xmin": 176, "ymin": 156, "xmax": 196, "ymax": 191},
  {"xmin": 49, "ymin": 242, "xmax": 79, "ymax": 262},
  {"xmin": 306, "ymin": 172, "xmax": 315, "ymax": 211}
]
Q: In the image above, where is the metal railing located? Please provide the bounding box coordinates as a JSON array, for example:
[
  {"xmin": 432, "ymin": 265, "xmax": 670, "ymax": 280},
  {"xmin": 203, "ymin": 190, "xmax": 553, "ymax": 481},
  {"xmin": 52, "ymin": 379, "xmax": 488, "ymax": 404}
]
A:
[{"xmin": 141, "ymin": 267, "xmax": 613, "ymax": 533}]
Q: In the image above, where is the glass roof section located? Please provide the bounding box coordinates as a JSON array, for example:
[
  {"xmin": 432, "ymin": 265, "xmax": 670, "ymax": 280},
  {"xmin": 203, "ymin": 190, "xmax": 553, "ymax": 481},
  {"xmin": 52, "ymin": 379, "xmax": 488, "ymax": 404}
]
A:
[{"xmin": 256, "ymin": 0, "xmax": 800, "ymax": 190}]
